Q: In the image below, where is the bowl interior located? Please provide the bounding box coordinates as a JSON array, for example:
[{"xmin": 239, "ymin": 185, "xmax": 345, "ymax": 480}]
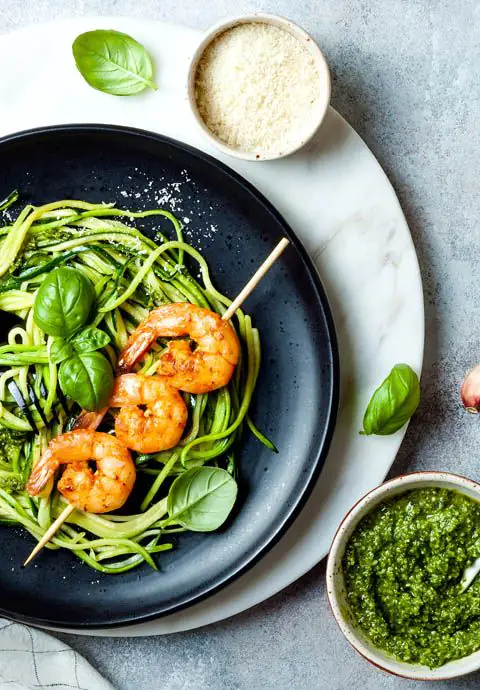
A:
[
  {"xmin": 187, "ymin": 14, "xmax": 331, "ymax": 161},
  {"xmin": 327, "ymin": 474, "xmax": 480, "ymax": 680}
]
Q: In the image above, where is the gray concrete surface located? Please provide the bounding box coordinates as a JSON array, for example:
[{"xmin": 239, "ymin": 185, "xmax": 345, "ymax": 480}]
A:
[{"xmin": 1, "ymin": 0, "xmax": 479, "ymax": 688}]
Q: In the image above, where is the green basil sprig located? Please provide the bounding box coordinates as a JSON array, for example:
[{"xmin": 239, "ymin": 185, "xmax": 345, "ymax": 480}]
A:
[
  {"xmin": 33, "ymin": 267, "xmax": 95, "ymax": 338},
  {"xmin": 35, "ymin": 267, "xmax": 113, "ymax": 410},
  {"xmin": 59, "ymin": 352, "xmax": 114, "ymax": 412},
  {"xmin": 72, "ymin": 30, "xmax": 157, "ymax": 96},
  {"xmin": 361, "ymin": 364, "xmax": 420, "ymax": 436},
  {"xmin": 51, "ymin": 327, "xmax": 111, "ymax": 364},
  {"xmin": 166, "ymin": 467, "xmax": 238, "ymax": 532}
]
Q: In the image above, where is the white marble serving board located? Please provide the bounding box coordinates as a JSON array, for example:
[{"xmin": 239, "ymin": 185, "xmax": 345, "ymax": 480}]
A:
[{"xmin": 0, "ymin": 17, "xmax": 424, "ymax": 636}]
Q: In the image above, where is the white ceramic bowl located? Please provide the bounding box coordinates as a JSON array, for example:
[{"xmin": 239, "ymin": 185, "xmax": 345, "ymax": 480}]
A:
[
  {"xmin": 186, "ymin": 13, "xmax": 331, "ymax": 161},
  {"xmin": 326, "ymin": 471, "xmax": 480, "ymax": 680}
]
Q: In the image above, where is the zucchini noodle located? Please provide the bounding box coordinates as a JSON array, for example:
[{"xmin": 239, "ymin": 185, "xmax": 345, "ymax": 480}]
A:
[{"xmin": 0, "ymin": 197, "xmax": 271, "ymax": 573}]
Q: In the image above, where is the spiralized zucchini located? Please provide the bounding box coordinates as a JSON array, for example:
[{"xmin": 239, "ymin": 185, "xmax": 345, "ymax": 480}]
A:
[{"xmin": 0, "ymin": 197, "xmax": 272, "ymax": 573}]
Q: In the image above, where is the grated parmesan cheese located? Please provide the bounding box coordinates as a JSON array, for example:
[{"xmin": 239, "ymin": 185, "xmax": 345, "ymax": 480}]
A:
[{"xmin": 194, "ymin": 22, "xmax": 322, "ymax": 156}]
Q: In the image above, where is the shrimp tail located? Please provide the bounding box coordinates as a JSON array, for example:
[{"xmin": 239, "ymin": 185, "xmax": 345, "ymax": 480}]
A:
[
  {"xmin": 25, "ymin": 451, "xmax": 57, "ymax": 496},
  {"xmin": 74, "ymin": 407, "xmax": 108, "ymax": 431},
  {"xmin": 117, "ymin": 329, "xmax": 155, "ymax": 374}
]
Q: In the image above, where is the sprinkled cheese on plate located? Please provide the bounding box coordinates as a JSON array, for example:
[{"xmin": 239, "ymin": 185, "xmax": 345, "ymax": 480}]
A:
[{"xmin": 194, "ymin": 22, "xmax": 322, "ymax": 157}]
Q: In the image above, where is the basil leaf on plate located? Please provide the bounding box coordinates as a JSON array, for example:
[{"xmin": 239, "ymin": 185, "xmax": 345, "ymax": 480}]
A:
[
  {"xmin": 49, "ymin": 338, "xmax": 74, "ymax": 364},
  {"xmin": 58, "ymin": 351, "xmax": 114, "ymax": 411},
  {"xmin": 166, "ymin": 467, "xmax": 238, "ymax": 532},
  {"xmin": 362, "ymin": 363, "xmax": 420, "ymax": 436},
  {"xmin": 71, "ymin": 326, "xmax": 110, "ymax": 354},
  {"xmin": 72, "ymin": 30, "xmax": 157, "ymax": 96},
  {"xmin": 33, "ymin": 267, "xmax": 95, "ymax": 338}
]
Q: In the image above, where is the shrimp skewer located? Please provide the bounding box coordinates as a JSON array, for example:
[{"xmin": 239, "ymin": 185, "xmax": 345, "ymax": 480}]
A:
[
  {"xmin": 117, "ymin": 303, "xmax": 241, "ymax": 393},
  {"xmin": 26, "ymin": 429, "xmax": 136, "ymax": 514},
  {"xmin": 23, "ymin": 240, "xmax": 289, "ymax": 566}
]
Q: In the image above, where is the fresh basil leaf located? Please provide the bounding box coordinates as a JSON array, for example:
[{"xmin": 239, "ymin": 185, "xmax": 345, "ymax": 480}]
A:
[
  {"xmin": 58, "ymin": 351, "xmax": 113, "ymax": 411},
  {"xmin": 362, "ymin": 363, "xmax": 420, "ymax": 436},
  {"xmin": 72, "ymin": 30, "xmax": 157, "ymax": 96},
  {"xmin": 33, "ymin": 267, "xmax": 95, "ymax": 338},
  {"xmin": 166, "ymin": 467, "xmax": 238, "ymax": 532},
  {"xmin": 71, "ymin": 326, "xmax": 110, "ymax": 354},
  {"xmin": 50, "ymin": 338, "xmax": 74, "ymax": 364}
]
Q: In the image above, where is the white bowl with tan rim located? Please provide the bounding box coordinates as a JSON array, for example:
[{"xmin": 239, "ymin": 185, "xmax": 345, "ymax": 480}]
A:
[
  {"xmin": 326, "ymin": 471, "xmax": 480, "ymax": 681},
  {"xmin": 186, "ymin": 13, "xmax": 331, "ymax": 161}
]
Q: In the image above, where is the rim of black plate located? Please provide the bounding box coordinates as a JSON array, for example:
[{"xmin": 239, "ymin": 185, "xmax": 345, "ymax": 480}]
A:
[{"xmin": 0, "ymin": 124, "xmax": 339, "ymax": 628}]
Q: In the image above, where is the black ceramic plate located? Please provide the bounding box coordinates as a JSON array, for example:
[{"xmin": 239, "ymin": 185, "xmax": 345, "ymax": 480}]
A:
[{"xmin": 0, "ymin": 125, "xmax": 338, "ymax": 628}]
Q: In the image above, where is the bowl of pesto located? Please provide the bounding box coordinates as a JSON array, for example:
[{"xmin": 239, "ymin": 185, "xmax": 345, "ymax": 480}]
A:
[{"xmin": 326, "ymin": 472, "xmax": 480, "ymax": 680}]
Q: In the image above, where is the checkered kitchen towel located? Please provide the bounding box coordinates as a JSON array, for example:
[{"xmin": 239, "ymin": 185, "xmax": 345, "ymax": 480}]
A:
[{"xmin": 0, "ymin": 619, "xmax": 114, "ymax": 690}]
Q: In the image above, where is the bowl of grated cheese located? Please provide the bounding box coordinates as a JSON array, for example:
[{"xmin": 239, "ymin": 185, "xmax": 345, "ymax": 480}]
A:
[{"xmin": 187, "ymin": 14, "xmax": 331, "ymax": 161}]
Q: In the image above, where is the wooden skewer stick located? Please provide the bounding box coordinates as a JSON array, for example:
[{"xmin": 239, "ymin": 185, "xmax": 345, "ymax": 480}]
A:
[
  {"xmin": 23, "ymin": 237, "xmax": 290, "ymax": 566},
  {"xmin": 222, "ymin": 238, "xmax": 290, "ymax": 321},
  {"xmin": 23, "ymin": 503, "xmax": 75, "ymax": 567}
]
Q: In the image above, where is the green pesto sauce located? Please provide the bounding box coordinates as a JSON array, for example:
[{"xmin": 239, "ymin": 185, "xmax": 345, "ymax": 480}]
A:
[{"xmin": 343, "ymin": 488, "xmax": 480, "ymax": 668}]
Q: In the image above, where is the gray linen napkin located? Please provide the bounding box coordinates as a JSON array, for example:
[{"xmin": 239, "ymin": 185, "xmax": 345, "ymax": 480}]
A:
[{"xmin": 0, "ymin": 619, "xmax": 114, "ymax": 690}]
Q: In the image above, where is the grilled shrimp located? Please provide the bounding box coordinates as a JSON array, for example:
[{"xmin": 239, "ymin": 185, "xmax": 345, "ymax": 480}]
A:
[
  {"xmin": 26, "ymin": 430, "xmax": 135, "ymax": 513},
  {"xmin": 109, "ymin": 374, "xmax": 188, "ymax": 454},
  {"xmin": 117, "ymin": 303, "xmax": 240, "ymax": 394}
]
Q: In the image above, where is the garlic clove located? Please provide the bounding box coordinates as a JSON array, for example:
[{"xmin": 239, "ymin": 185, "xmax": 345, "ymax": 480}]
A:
[{"xmin": 461, "ymin": 365, "xmax": 480, "ymax": 413}]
